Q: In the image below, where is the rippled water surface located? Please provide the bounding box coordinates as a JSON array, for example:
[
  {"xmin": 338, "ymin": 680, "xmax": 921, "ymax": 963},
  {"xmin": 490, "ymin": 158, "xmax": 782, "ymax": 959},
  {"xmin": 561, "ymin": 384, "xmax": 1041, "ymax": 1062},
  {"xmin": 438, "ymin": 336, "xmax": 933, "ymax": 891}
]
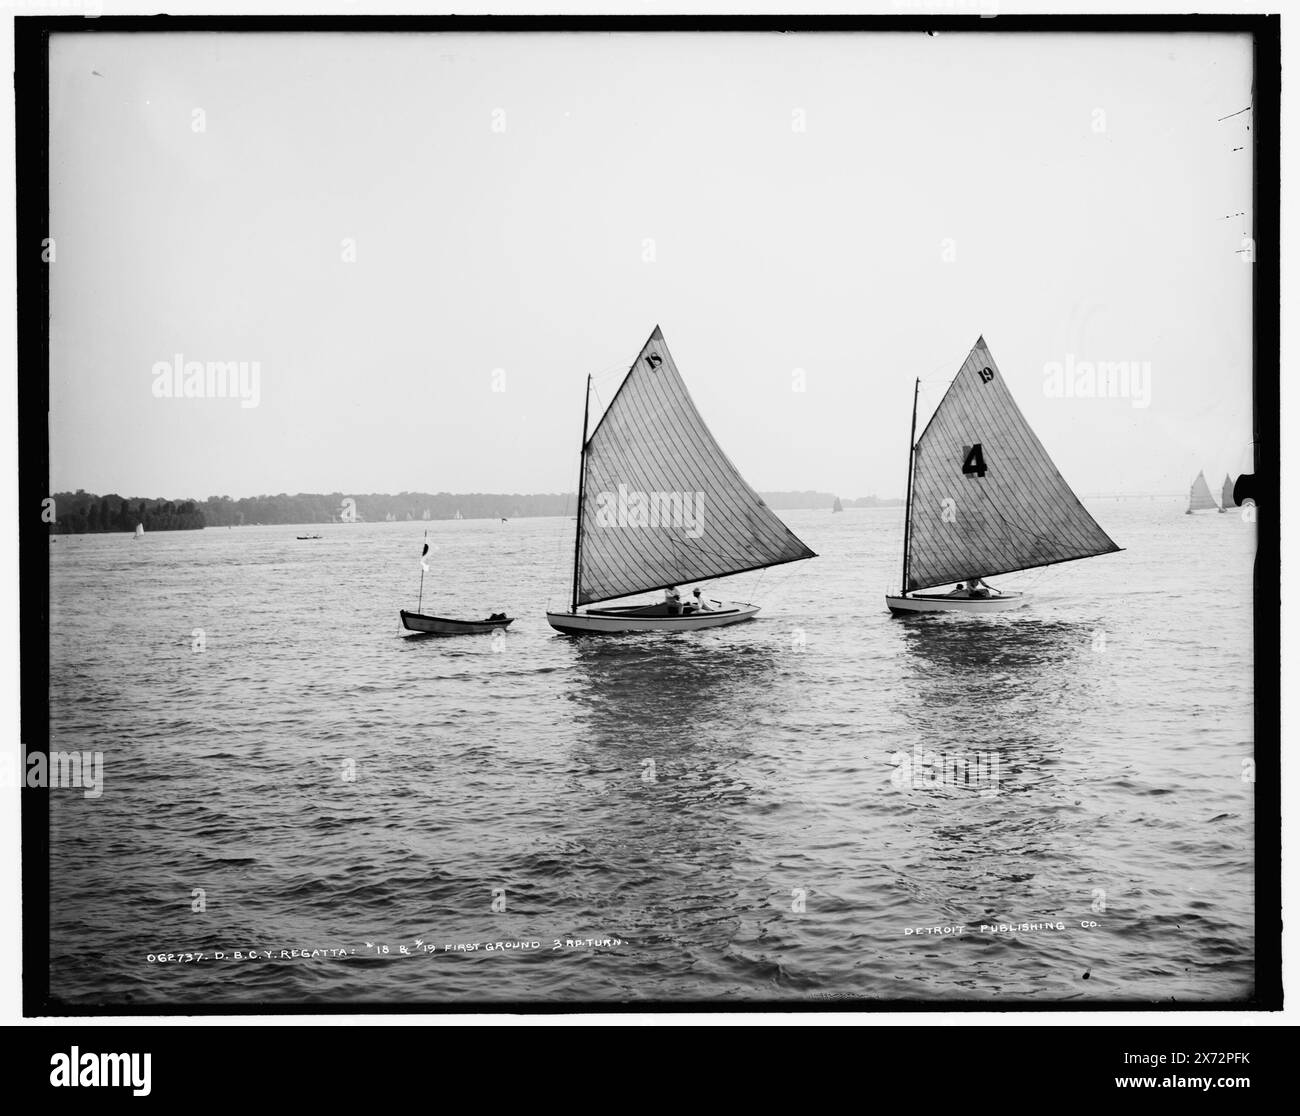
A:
[{"xmin": 46, "ymin": 501, "xmax": 1256, "ymax": 1006}]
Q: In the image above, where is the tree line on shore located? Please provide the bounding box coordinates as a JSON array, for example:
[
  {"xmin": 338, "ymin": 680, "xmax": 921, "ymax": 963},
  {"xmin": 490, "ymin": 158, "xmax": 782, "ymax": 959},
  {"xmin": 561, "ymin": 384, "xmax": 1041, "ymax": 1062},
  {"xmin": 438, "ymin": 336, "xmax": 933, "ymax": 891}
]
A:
[
  {"xmin": 48, "ymin": 492, "xmax": 205, "ymax": 534},
  {"xmin": 48, "ymin": 489, "xmax": 901, "ymax": 533}
]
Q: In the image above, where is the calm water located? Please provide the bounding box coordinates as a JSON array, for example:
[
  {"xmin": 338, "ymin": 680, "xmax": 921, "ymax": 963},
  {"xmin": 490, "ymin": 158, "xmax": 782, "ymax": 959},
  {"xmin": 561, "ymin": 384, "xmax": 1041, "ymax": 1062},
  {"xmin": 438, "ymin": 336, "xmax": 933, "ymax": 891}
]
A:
[{"xmin": 45, "ymin": 501, "xmax": 1256, "ymax": 1006}]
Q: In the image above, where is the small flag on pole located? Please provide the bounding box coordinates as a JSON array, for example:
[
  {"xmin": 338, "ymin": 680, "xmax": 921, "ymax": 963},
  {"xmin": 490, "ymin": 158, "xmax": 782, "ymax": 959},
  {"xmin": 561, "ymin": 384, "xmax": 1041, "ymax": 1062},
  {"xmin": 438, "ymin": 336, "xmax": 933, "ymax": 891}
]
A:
[{"xmin": 420, "ymin": 541, "xmax": 430, "ymax": 572}]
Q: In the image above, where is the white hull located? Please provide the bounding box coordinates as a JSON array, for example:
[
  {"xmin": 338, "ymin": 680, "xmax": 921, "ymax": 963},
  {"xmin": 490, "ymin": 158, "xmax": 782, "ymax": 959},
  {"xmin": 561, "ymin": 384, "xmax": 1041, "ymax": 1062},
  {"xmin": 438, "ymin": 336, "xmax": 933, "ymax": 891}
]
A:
[
  {"xmin": 885, "ymin": 592, "xmax": 1025, "ymax": 615},
  {"xmin": 546, "ymin": 602, "xmax": 760, "ymax": 634}
]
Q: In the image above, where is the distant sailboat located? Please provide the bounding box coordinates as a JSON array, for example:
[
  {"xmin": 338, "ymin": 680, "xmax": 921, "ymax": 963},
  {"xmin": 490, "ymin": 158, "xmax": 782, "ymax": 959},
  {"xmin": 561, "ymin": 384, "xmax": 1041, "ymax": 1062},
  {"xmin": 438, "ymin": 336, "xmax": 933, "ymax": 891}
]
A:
[
  {"xmin": 399, "ymin": 531, "xmax": 514, "ymax": 636},
  {"xmin": 885, "ymin": 336, "xmax": 1121, "ymax": 615},
  {"xmin": 134, "ymin": 523, "xmax": 144, "ymax": 539},
  {"xmin": 546, "ymin": 326, "xmax": 816, "ymax": 634},
  {"xmin": 454, "ymin": 509, "xmax": 463, "ymax": 520},
  {"xmin": 1220, "ymin": 474, "xmax": 1235, "ymax": 512},
  {"xmin": 832, "ymin": 497, "xmax": 844, "ymax": 513},
  {"xmin": 1186, "ymin": 471, "xmax": 1219, "ymax": 514}
]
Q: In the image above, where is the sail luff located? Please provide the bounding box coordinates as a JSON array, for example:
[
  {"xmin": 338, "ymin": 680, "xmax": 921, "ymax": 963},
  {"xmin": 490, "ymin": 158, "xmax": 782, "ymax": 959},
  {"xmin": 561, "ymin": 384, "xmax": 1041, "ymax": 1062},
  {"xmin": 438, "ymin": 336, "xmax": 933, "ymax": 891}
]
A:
[
  {"xmin": 575, "ymin": 327, "xmax": 815, "ymax": 605},
  {"xmin": 901, "ymin": 377, "xmax": 919, "ymax": 595},
  {"xmin": 905, "ymin": 337, "xmax": 1120, "ymax": 592},
  {"xmin": 570, "ymin": 375, "xmax": 592, "ymax": 612}
]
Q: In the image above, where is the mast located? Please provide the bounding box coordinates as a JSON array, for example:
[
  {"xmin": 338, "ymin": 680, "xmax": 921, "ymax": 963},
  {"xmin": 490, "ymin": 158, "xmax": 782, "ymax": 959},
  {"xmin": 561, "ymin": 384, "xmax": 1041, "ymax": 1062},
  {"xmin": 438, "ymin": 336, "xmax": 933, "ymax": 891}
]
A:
[
  {"xmin": 570, "ymin": 374, "xmax": 592, "ymax": 613},
  {"xmin": 900, "ymin": 376, "xmax": 919, "ymax": 595}
]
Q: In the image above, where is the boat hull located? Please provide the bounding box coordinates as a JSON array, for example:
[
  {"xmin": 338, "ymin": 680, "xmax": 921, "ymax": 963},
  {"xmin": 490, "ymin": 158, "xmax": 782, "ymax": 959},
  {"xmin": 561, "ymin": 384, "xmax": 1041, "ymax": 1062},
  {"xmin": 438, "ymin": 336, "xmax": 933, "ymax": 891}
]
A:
[
  {"xmin": 400, "ymin": 610, "xmax": 514, "ymax": 636},
  {"xmin": 546, "ymin": 602, "xmax": 760, "ymax": 634},
  {"xmin": 885, "ymin": 592, "xmax": 1025, "ymax": 615}
]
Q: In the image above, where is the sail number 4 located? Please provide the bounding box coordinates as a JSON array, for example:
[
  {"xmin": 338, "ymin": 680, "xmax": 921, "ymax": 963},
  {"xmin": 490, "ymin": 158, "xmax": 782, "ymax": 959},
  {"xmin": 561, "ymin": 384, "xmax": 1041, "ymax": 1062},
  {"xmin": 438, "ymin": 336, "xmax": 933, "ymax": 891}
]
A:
[{"xmin": 962, "ymin": 443, "xmax": 987, "ymax": 478}]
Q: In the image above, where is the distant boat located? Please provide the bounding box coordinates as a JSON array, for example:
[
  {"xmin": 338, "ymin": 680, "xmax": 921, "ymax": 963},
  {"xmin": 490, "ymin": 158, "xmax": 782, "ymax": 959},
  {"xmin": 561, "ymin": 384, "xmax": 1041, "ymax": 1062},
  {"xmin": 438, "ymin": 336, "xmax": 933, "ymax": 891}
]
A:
[
  {"xmin": 832, "ymin": 497, "xmax": 843, "ymax": 513},
  {"xmin": 885, "ymin": 336, "xmax": 1121, "ymax": 615},
  {"xmin": 454, "ymin": 509, "xmax": 463, "ymax": 520},
  {"xmin": 399, "ymin": 531, "xmax": 513, "ymax": 637},
  {"xmin": 501, "ymin": 517, "xmax": 508, "ymax": 523},
  {"xmin": 546, "ymin": 326, "xmax": 816, "ymax": 634},
  {"xmin": 134, "ymin": 523, "xmax": 144, "ymax": 539},
  {"xmin": 1220, "ymin": 474, "xmax": 1235, "ymax": 511},
  {"xmin": 1186, "ymin": 470, "xmax": 1219, "ymax": 514},
  {"xmin": 297, "ymin": 533, "xmax": 322, "ymax": 540}
]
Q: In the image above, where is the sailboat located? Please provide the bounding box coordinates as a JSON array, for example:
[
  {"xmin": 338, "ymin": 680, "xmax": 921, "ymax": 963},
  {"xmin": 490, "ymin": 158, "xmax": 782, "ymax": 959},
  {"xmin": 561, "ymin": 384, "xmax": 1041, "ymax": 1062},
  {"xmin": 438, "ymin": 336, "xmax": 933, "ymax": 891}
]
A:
[
  {"xmin": 1186, "ymin": 471, "xmax": 1219, "ymax": 514},
  {"xmin": 832, "ymin": 497, "xmax": 844, "ymax": 513},
  {"xmin": 399, "ymin": 532, "xmax": 514, "ymax": 636},
  {"xmin": 1219, "ymin": 474, "xmax": 1235, "ymax": 512},
  {"xmin": 546, "ymin": 326, "xmax": 816, "ymax": 634},
  {"xmin": 885, "ymin": 336, "xmax": 1121, "ymax": 615},
  {"xmin": 134, "ymin": 523, "xmax": 144, "ymax": 539}
]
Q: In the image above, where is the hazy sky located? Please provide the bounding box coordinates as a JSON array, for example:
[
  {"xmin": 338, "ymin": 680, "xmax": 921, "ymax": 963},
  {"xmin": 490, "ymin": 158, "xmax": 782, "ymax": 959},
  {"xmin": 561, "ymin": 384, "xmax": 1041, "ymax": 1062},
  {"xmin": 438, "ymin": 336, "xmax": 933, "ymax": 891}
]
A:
[{"xmin": 48, "ymin": 30, "xmax": 1254, "ymax": 500}]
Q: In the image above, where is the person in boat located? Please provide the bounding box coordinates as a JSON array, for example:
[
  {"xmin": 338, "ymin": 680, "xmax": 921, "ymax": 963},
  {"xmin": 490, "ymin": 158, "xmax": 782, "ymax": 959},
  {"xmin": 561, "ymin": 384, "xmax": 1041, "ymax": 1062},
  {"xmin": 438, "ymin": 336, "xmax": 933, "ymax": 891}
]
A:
[
  {"xmin": 966, "ymin": 577, "xmax": 992, "ymax": 599},
  {"xmin": 948, "ymin": 583, "xmax": 966, "ymax": 597},
  {"xmin": 689, "ymin": 588, "xmax": 712, "ymax": 612},
  {"xmin": 664, "ymin": 586, "xmax": 682, "ymax": 615}
]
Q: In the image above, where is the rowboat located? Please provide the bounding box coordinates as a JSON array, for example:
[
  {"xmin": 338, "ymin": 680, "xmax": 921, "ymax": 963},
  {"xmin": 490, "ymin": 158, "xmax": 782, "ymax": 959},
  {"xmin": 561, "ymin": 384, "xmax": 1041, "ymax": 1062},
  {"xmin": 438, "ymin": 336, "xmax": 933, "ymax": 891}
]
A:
[
  {"xmin": 398, "ymin": 532, "xmax": 512, "ymax": 637},
  {"xmin": 400, "ymin": 609, "xmax": 513, "ymax": 635}
]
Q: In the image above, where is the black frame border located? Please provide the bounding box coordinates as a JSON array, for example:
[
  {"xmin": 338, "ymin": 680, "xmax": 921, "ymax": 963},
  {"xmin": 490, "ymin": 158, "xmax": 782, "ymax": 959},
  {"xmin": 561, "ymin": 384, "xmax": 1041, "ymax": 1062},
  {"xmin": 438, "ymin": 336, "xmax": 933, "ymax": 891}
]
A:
[{"xmin": 17, "ymin": 11, "xmax": 1282, "ymax": 1017}]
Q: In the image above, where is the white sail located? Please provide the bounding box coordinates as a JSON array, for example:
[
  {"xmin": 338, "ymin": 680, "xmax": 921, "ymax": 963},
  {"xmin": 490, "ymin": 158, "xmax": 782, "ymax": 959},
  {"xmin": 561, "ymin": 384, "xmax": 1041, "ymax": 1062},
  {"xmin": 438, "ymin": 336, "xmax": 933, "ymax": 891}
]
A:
[
  {"xmin": 575, "ymin": 326, "xmax": 814, "ymax": 606},
  {"xmin": 1187, "ymin": 471, "xmax": 1217, "ymax": 512},
  {"xmin": 1220, "ymin": 474, "xmax": 1235, "ymax": 508},
  {"xmin": 905, "ymin": 337, "xmax": 1119, "ymax": 592}
]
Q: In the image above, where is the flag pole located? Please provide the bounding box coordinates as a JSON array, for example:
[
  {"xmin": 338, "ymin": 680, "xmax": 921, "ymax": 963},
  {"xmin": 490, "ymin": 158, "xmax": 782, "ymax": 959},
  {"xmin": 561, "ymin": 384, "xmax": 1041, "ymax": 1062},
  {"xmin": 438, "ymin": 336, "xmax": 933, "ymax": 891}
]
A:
[{"xmin": 418, "ymin": 530, "xmax": 428, "ymax": 614}]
